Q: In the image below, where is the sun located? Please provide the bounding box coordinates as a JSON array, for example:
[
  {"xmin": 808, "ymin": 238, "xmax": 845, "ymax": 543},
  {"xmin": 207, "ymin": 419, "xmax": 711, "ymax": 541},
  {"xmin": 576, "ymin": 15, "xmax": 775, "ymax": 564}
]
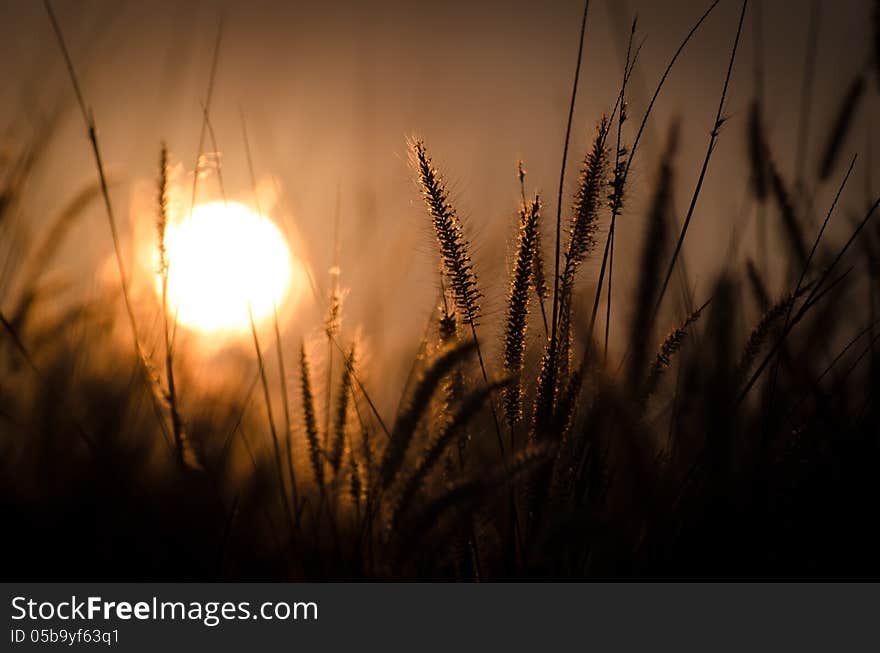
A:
[{"xmin": 159, "ymin": 201, "xmax": 293, "ymax": 333}]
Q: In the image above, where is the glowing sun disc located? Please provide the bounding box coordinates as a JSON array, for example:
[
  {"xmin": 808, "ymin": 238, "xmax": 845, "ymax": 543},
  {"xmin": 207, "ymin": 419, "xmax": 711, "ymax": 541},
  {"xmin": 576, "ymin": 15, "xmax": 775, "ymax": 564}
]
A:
[{"xmin": 160, "ymin": 201, "xmax": 292, "ymax": 333}]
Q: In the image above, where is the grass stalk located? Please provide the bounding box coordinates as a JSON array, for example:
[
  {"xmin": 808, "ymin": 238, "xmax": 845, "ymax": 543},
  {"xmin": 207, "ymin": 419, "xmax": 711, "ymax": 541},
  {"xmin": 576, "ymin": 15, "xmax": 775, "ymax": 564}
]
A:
[
  {"xmin": 649, "ymin": 0, "xmax": 748, "ymax": 329},
  {"xmin": 240, "ymin": 110, "xmax": 300, "ymax": 519}
]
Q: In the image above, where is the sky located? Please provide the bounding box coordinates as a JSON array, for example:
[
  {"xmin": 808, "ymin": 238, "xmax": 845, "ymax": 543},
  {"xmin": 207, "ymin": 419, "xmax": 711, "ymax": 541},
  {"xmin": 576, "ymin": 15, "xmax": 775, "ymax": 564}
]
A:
[{"xmin": 0, "ymin": 0, "xmax": 877, "ymax": 407}]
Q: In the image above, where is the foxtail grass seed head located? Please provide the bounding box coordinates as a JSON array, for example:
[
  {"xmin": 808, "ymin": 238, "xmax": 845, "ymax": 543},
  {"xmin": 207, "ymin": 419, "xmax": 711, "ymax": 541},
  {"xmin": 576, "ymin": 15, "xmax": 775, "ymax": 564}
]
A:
[
  {"xmin": 553, "ymin": 117, "xmax": 611, "ymax": 380},
  {"xmin": 157, "ymin": 145, "xmax": 169, "ymax": 278},
  {"xmin": 380, "ymin": 340, "xmax": 475, "ymax": 489},
  {"xmin": 738, "ymin": 282, "xmax": 814, "ymax": 376},
  {"xmin": 645, "ymin": 299, "xmax": 710, "ymax": 399},
  {"xmin": 330, "ymin": 346, "xmax": 355, "ymax": 474},
  {"xmin": 326, "ymin": 265, "xmax": 344, "ymax": 338},
  {"xmin": 413, "ymin": 140, "xmax": 481, "ymax": 326},
  {"xmin": 566, "ymin": 116, "xmax": 610, "ymax": 274}
]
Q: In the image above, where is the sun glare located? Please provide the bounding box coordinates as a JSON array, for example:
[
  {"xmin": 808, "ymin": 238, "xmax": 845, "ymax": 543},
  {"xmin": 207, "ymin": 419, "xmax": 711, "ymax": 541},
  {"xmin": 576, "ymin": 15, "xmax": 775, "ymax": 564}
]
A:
[{"xmin": 160, "ymin": 201, "xmax": 293, "ymax": 333}]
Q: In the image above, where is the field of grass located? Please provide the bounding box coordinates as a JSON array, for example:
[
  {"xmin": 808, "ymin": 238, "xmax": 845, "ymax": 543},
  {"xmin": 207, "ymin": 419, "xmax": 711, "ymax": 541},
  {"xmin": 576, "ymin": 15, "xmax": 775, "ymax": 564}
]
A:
[{"xmin": 1, "ymin": 0, "xmax": 880, "ymax": 579}]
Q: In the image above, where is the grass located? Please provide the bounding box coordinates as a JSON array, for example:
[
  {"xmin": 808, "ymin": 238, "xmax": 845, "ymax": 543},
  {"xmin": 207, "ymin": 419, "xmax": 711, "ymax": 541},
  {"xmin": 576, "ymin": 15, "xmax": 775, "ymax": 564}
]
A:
[{"xmin": 1, "ymin": 0, "xmax": 880, "ymax": 579}]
